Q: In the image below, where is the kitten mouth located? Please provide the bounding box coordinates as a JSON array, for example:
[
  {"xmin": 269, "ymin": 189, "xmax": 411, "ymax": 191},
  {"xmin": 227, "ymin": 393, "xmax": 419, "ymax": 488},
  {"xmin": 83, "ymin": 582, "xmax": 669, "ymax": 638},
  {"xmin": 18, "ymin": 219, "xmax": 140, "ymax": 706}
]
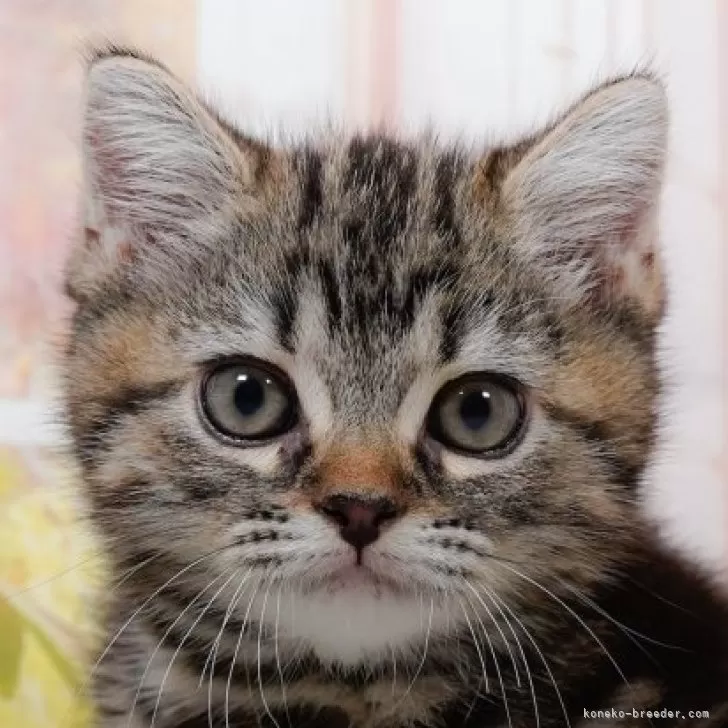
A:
[
  {"xmin": 321, "ymin": 565, "xmax": 397, "ymax": 597},
  {"xmin": 331, "ymin": 562, "xmax": 380, "ymax": 582},
  {"xmin": 315, "ymin": 554, "xmax": 410, "ymax": 597}
]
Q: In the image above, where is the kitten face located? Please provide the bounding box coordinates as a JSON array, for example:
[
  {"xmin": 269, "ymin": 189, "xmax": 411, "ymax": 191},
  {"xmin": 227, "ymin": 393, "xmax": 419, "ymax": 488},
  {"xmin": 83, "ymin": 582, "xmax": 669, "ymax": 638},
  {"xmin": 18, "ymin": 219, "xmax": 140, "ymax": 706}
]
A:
[{"xmin": 65, "ymin": 51, "xmax": 667, "ymax": 669}]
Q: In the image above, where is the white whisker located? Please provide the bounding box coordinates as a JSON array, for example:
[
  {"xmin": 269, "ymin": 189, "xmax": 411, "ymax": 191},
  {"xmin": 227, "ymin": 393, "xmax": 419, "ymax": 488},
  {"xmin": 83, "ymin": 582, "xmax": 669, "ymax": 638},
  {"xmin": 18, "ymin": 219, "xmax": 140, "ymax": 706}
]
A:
[
  {"xmin": 390, "ymin": 644, "xmax": 397, "ymax": 697},
  {"xmin": 456, "ymin": 595, "xmax": 490, "ymax": 695},
  {"xmin": 561, "ymin": 581, "xmax": 687, "ymax": 654},
  {"xmin": 201, "ymin": 567, "xmax": 253, "ymax": 688},
  {"xmin": 274, "ymin": 583, "xmax": 292, "ymax": 727},
  {"xmin": 495, "ymin": 561, "xmax": 631, "ymax": 690},
  {"xmin": 462, "ymin": 591, "xmax": 514, "ymax": 728},
  {"xmin": 462, "ymin": 578, "xmax": 521, "ymax": 687},
  {"xmin": 225, "ymin": 574, "xmax": 264, "ymax": 728},
  {"xmin": 150, "ymin": 570, "xmax": 239, "ymax": 727},
  {"xmin": 257, "ymin": 578, "xmax": 281, "ymax": 728},
  {"xmin": 477, "ymin": 582, "xmax": 540, "ymax": 728},
  {"xmin": 90, "ymin": 546, "xmax": 228, "ymax": 693},
  {"xmin": 487, "ymin": 587, "xmax": 568, "ymax": 728},
  {"xmin": 126, "ymin": 568, "xmax": 230, "ymax": 725},
  {"xmin": 395, "ymin": 597, "xmax": 434, "ymax": 710},
  {"xmin": 206, "ymin": 568, "xmax": 253, "ymax": 727}
]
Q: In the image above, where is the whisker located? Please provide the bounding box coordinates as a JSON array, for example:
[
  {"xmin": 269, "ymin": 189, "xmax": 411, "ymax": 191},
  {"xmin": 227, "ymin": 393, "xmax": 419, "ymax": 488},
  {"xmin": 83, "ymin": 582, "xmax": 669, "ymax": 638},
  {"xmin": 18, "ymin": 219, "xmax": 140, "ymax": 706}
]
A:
[
  {"xmin": 8, "ymin": 551, "xmax": 104, "ymax": 597},
  {"xmin": 493, "ymin": 560, "xmax": 632, "ymax": 692},
  {"xmin": 205, "ymin": 568, "xmax": 253, "ymax": 728},
  {"xmin": 390, "ymin": 644, "xmax": 397, "ymax": 697},
  {"xmin": 462, "ymin": 578, "xmax": 522, "ymax": 687},
  {"xmin": 486, "ymin": 587, "xmax": 569, "ymax": 728},
  {"xmin": 274, "ymin": 583, "xmax": 292, "ymax": 728},
  {"xmin": 149, "ymin": 569, "xmax": 239, "ymax": 727},
  {"xmin": 225, "ymin": 574, "xmax": 264, "ymax": 728},
  {"xmin": 477, "ymin": 582, "xmax": 540, "ymax": 728},
  {"xmin": 7, "ymin": 531, "xmax": 165, "ymax": 599},
  {"xmin": 561, "ymin": 581, "xmax": 689, "ymax": 654},
  {"xmin": 394, "ymin": 597, "xmax": 434, "ymax": 710},
  {"xmin": 257, "ymin": 577, "xmax": 281, "ymax": 728},
  {"xmin": 626, "ymin": 576, "xmax": 698, "ymax": 617},
  {"xmin": 200, "ymin": 567, "xmax": 253, "ymax": 688},
  {"xmin": 456, "ymin": 595, "xmax": 490, "ymax": 695},
  {"xmin": 110, "ymin": 551, "xmax": 165, "ymax": 589},
  {"xmin": 88, "ymin": 545, "xmax": 231, "ymax": 697},
  {"xmin": 128, "ymin": 570, "xmax": 230, "ymax": 726},
  {"xmin": 461, "ymin": 591, "xmax": 513, "ymax": 728}
]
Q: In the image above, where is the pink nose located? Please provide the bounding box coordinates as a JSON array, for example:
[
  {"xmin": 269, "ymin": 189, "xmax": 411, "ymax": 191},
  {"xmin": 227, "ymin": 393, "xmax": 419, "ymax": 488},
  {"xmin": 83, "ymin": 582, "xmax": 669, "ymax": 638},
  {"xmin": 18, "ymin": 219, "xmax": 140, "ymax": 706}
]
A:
[{"xmin": 317, "ymin": 494, "xmax": 401, "ymax": 553}]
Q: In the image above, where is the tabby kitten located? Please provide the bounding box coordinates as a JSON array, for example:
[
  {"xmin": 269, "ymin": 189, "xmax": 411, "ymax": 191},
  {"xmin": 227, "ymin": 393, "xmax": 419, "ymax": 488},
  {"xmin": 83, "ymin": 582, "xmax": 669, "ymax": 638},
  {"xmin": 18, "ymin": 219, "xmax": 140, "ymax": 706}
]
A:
[{"xmin": 64, "ymin": 48, "xmax": 728, "ymax": 728}]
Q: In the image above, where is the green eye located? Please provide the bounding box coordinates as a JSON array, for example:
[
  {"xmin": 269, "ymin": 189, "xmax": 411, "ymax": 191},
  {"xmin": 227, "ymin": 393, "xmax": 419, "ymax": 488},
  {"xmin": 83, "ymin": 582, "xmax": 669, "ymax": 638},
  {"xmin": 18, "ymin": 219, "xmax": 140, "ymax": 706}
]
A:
[
  {"xmin": 201, "ymin": 359, "xmax": 297, "ymax": 441},
  {"xmin": 426, "ymin": 374, "xmax": 527, "ymax": 456}
]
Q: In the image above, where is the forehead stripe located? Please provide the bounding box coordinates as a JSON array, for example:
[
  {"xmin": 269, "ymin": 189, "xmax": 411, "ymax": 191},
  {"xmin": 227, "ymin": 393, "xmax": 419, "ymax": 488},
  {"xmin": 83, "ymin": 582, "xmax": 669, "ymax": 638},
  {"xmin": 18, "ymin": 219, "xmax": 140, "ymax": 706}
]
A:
[
  {"xmin": 344, "ymin": 135, "xmax": 417, "ymax": 247},
  {"xmin": 294, "ymin": 147, "xmax": 324, "ymax": 232},
  {"xmin": 432, "ymin": 151, "xmax": 463, "ymax": 249}
]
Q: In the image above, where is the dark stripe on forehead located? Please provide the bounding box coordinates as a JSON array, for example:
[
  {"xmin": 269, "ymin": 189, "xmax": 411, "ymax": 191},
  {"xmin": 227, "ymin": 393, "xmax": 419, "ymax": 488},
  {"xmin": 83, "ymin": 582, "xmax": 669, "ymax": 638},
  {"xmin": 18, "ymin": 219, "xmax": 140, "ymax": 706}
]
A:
[
  {"xmin": 432, "ymin": 151, "xmax": 463, "ymax": 249},
  {"xmin": 271, "ymin": 289, "xmax": 296, "ymax": 354},
  {"xmin": 400, "ymin": 262, "xmax": 460, "ymax": 336},
  {"xmin": 294, "ymin": 147, "xmax": 324, "ymax": 231},
  {"xmin": 274, "ymin": 247, "xmax": 313, "ymax": 352},
  {"xmin": 344, "ymin": 135, "xmax": 417, "ymax": 247},
  {"xmin": 440, "ymin": 298, "xmax": 468, "ymax": 363},
  {"xmin": 276, "ymin": 251, "xmax": 343, "ymax": 341},
  {"xmin": 542, "ymin": 309, "xmax": 566, "ymax": 350},
  {"xmin": 474, "ymin": 141, "xmax": 531, "ymax": 212},
  {"xmin": 316, "ymin": 257, "xmax": 343, "ymax": 330}
]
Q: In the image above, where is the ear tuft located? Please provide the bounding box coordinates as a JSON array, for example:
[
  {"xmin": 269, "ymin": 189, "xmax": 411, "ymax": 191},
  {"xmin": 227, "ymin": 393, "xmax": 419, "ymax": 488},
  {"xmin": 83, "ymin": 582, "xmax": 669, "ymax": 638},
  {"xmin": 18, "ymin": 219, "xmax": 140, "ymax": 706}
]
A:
[{"xmin": 499, "ymin": 72, "xmax": 668, "ymax": 318}]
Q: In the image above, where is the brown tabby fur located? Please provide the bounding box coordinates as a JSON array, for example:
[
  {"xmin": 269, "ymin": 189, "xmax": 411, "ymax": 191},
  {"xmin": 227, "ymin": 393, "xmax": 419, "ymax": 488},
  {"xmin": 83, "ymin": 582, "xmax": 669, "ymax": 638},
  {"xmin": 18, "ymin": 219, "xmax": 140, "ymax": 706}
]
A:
[{"xmin": 63, "ymin": 47, "xmax": 728, "ymax": 727}]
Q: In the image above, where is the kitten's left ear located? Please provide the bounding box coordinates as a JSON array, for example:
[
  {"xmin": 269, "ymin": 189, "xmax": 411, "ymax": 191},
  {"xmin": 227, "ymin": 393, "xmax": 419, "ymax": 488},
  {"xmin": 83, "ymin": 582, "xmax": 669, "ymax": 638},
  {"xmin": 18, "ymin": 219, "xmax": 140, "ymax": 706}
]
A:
[{"xmin": 493, "ymin": 73, "xmax": 668, "ymax": 319}]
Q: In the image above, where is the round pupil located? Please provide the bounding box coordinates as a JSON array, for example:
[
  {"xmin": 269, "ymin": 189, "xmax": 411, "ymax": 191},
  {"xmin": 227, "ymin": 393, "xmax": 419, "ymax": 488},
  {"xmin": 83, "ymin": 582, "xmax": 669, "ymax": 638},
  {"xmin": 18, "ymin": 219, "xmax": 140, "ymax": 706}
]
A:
[
  {"xmin": 458, "ymin": 389, "xmax": 491, "ymax": 431},
  {"xmin": 234, "ymin": 374, "xmax": 265, "ymax": 416}
]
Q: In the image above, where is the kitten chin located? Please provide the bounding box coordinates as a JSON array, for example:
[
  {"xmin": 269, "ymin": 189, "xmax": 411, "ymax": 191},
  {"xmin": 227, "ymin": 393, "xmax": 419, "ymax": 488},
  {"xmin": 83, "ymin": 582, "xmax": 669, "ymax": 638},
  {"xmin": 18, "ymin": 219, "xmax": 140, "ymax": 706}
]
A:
[
  {"xmin": 65, "ymin": 46, "xmax": 728, "ymax": 728},
  {"xmin": 269, "ymin": 587, "xmax": 449, "ymax": 668}
]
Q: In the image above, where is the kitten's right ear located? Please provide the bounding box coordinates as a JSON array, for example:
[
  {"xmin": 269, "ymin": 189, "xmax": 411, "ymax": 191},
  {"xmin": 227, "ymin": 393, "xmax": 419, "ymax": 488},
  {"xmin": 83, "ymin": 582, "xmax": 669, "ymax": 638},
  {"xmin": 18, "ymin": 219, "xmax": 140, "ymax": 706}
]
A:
[
  {"xmin": 483, "ymin": 73, "xmax": 667, "ymax": 319},
  {"xmin": 68, "ymin": 48, "xmax": 267, "ymax": 300}
]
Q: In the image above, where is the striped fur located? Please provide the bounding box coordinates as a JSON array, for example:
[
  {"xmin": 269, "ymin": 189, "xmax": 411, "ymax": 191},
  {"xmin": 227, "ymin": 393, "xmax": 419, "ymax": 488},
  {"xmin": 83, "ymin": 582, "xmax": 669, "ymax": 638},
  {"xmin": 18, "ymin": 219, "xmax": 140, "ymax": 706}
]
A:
[{"xmin": 64, "ymin": 48, "xmax": 728, "ymax": 727}]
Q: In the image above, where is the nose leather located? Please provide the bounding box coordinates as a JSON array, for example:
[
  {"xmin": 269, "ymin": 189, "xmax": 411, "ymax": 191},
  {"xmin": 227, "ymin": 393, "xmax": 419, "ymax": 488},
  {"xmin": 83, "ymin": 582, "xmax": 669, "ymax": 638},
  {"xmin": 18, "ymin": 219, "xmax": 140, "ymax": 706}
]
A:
[{"xmin": 317, "ymin": 493, "xmax": 401, "ymax": 558}]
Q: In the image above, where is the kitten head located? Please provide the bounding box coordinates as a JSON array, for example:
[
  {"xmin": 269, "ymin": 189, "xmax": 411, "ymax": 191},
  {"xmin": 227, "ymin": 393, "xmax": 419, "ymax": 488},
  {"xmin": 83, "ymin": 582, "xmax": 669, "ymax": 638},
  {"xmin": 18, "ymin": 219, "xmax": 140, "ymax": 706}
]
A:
[{"xmin": 65, "ymin": 49, "xmax": 667, "ymax": 667}]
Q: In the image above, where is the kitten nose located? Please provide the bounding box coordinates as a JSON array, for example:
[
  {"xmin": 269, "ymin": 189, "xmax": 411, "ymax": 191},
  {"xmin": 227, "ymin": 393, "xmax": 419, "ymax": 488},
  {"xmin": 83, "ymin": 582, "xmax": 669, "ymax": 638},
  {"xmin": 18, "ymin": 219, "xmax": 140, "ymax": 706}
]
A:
[{"xmin": 317, "ymin": 494, "xmax": 401, "ymax": 552}]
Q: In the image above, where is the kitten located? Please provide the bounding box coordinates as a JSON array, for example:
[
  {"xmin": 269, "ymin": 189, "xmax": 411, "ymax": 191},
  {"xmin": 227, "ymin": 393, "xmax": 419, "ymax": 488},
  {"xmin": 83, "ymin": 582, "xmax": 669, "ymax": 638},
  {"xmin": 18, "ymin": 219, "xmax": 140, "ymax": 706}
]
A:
[{"xmin": 64, "ymin": 47, "xmax": 728, "ymax": 728}]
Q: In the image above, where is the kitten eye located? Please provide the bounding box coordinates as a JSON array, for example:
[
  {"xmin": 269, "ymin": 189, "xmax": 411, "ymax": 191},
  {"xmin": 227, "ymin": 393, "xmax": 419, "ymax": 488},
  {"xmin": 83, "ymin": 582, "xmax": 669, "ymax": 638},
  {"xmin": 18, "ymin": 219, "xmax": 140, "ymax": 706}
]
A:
[
  {"xmin": 201, "ymin": 360, "xmax": 297, "ymax": 441},
  {"xmin": 426, "ymin": 374, "xmax": 527, "ymax": 456}
]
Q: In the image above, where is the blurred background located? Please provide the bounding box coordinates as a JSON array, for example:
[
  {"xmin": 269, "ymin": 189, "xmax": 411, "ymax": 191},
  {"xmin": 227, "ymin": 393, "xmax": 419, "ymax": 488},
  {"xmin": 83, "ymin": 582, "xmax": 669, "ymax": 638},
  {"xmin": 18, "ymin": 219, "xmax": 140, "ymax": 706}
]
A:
[{"xmin": 0, "ymin": 1, "xmax": 725, "ymax": 725}]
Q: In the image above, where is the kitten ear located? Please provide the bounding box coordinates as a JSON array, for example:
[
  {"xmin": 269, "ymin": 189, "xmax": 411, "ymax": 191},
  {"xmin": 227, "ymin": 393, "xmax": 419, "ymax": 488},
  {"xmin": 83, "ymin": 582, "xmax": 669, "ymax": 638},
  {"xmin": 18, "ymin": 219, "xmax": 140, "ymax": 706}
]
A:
[
  {"xmin": 69, "ymin": 49, "xmax": 266, "ymax": 299},
  {"xmin": 496, "ymin": 73, "xmax": 668, "ymax": 318}
]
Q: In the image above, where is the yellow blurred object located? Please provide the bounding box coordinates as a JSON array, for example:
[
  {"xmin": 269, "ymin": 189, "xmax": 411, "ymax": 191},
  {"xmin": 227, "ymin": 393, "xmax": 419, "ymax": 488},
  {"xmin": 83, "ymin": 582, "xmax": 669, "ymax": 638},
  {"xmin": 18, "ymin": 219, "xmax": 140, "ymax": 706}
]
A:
[{"xmin": 0, "ymin": 448, "xmax": 106, "ymax": 728}]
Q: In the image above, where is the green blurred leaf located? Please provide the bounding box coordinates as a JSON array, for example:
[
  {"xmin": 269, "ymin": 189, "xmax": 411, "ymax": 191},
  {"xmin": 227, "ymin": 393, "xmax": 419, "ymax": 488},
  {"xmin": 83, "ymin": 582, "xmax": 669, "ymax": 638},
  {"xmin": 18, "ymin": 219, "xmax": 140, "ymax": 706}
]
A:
[
  {"xmin": 22, "ymin": 612, "xmax": 81, "ymax": 689},
  {"xmin": 0, "ymin": 595, "xmax": 25, "ymax": 698}
]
